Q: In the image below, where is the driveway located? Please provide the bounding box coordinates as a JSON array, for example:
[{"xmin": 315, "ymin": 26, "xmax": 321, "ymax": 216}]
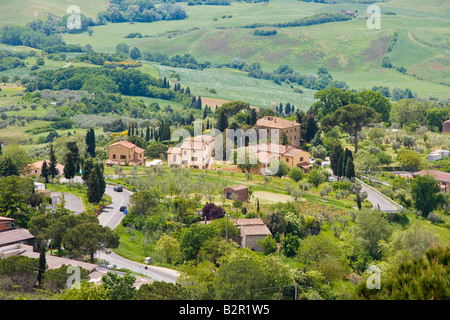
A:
[{"xmin": 51, "ymin": 192, "xmax": 84, "ymax": 215}]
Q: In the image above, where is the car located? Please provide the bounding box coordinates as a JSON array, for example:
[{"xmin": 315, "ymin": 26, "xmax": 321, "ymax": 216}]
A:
[
  {"xmin": 114, "ymin": 186, "xmax": 123, "ymax": 192},
  {"xmin": 120, "ymin": 205, "xmax": 127, "ymax": 212}
]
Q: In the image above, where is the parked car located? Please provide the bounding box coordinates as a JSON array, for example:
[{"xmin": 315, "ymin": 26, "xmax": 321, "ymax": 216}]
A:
[
  {"xmin": 114, "ymin": 186, "xmax": 123, "ymax": 192},
  {"xmin": 120, "ymin": 205, "xmax": 127, "ymax": 212}
]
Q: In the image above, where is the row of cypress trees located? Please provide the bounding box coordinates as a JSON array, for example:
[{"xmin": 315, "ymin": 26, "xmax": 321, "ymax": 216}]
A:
[{"xmin": 330, "ymin": 144, "xmax": 355, "ymax": 180}]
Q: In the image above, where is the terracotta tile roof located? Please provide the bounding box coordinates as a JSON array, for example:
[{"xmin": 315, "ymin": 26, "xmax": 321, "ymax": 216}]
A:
[
  {"xmin": 226, "ymin": 185, "xmax": 248, "ymax": 191},
  {"xmin": 134, "ymin": 146, "xmax": 145, "ymax": 153},
  {"xmin": 167, "ymin": 147, "xmax": 182, "ymax": 154},
  {"xmin": 109, "ymin": 140, "xmax": 138, "ymax": 149},
  {"xmin": 257, "ymin": 116, "xmax": 301, "ymax": 129},
  {"xmin": 0, "ymin": 228, "xmax": 35, "ymax": 246},
  {"xmin": 28, "ymin": 160, "xmax": 64, "ymax": 172},
  {"xmin": 234, "ymin": 219, "xmax": 271, "ymax": 236},
  {"xmin": 283, "ymin": 147, "xmax": 306, "ymax": 157},
  {"xmin": 240, "ymin": 224, "xmax": 271, "ymax": 236},
  {"xmin": 413, "ymin": 170, "xmax": 450, "ymax": 183}
]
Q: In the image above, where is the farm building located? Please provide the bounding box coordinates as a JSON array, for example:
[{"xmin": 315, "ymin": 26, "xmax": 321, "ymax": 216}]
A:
[
  {"xmin": 442, "ymin": 120, "xmax": 450, "ymax": 134},
  {"xmin": 427, "ymin": 152, "xmax": 442, "ymax": 161},
  {"xmin": 234, "ymin": 218, "xmax": 271, "ymax": 252},
  {"xmin": 224, "ymin": 185, "xmax": 249, "ymax": 202},
  {"xmin": 412, "ymin": 170, "xmax": 450, "ymax": 193}
]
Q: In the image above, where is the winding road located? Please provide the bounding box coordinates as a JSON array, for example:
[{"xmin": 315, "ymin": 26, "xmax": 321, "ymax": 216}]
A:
[{"xmin": 95, "ymin": 184, "xmax": 180, "ymax": 283}]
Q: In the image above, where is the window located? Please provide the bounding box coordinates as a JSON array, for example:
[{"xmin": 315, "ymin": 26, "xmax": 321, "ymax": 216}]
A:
[
  {"xmin": 183, "ymin": 151, "xmax": 187, "ymax": 155},
  {"xmin": 285, "ymin": 158, "xmax": 289, "ymax": 162},
  {"xmin": 300, "ymin": 157, "xmax": 303, "ymax": 161},
  {"xmin": 120, "ymin": 155, "xmax": 126, "ymax": 160},
  {"xmin": 172, "ymin": 155, "xmax": 176, "ymax": 161},
  {"xmin": 113, "ymin": 154, "xmax": 116, "ymax": 159}
]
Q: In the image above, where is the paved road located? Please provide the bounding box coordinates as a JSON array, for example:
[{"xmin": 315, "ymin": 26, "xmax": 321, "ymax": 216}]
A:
[
  {"xmin": 51, "ymin": 192, "xmax": 84, "ymax": 215},
  {"xmin": 98, "ymin": 185, "xmax": 132, "ymax": 229},
  {"xmin": 326, "ymin": 169, "xmax": 399, "ymax": 212},
  {"xmin": 96, "ymin": 184, "xmax": 180, "ymax": 283}
]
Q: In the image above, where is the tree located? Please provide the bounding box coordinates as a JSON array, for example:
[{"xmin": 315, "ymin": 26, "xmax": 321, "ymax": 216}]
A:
[
  {"xmin": 37, "ymin": 246, "xmax": 46, "ymax": 286},
  {"xmin": 288, "ymin": 166, "xmax": 304, "ymax": 182},
  {"xmin": 356, "ymin": 90, "xmax": 392, "ymax": 123},
  {"xmin": 129, "ymin": 47, "xmax": 141, "ymax": 60},
  {"xmin": 86, "ymin": 163, "xmax": 105, "ymax": 205},
  {"xmin": 82, "ymin": 157, "xmax": 94, "ymax": 182},
  {"xmin": 344, "ymin": 156, "xmax": 355, "ymax": 180},
  {"xmin": 250, "ymin": 108, "xmax": 257, "ymax": 126},
  {"xmin": 282, "ymin": 233, "xmax": 300, "ymax": 258},
  {"xmin": 63, "ymin": 222, "xmax": 119, "ymax": 262},
  {"xmin": 0, "ymin": 156, "xmax": 19, "ymax": 177},
  {"xmin": 321, "ymin": 104, "xmax": 380, "ymax": 153},
  {"xmin": 146, "ymin": 142, "xmax": 168, "ymax": 159},
  {"xmin": 307, "ymin": 168, "xmax": 327, "ymax": 188},
  {"xmin": 63, "ymin": 151, "xmax": 76, "ymax": 181},
  {"xmin": 354, "ymin": 209, "xmax": 391, "ymax": 260},
  {"xmin": 66, "ymin": 141, "xmax": 80, "ymax": 173},
  {"xmin": 263, "ymin": 211, "xmax": 287, "ymax": 237},
  {"xmin": 330, "ymin": 143, "xmax": 343, "ymax": 176},
  {"xmin": 85, "ymin": 128, "xmax": 96, "ymax": 158},
  {"xmin": 155, "ymin": 234, "xmax": 182, "ymax": 264},
  {"xmin": 411, "ymin": 174, "xmax": 444, "ymax": 217},
  {"xmin": 40, "ymin": 159, "xmax": 49, "ymax": 183},
  {"xmin": 0, "ymin": 176, "xmax": 34, "ymax": 227},
  {"xmin": 390, "ymin": 99, "xmax": 427, "ymax": 128},
  {"xmin": 216, "ymin": 109, "xmax": 228, "ymax": 132},
  {"xmin": 303, "ymin": 107, "xmax": 319, "ymax": 143},
  {"xmin": 101, "ymin": 271, "xmax": 136, "ymax": 300},
  {"xmin": 257, "ymin": 235, "xmax": 278, "ymax": 255},
  {"xmin": 398, "ymin": 150, "xmax": 422, "ymax": 171},
  {"xmin": 201, "ymin": 203, "xmax": 226, "ymax": 221},
  {"xmin": 281, "ymin": 132, "xmax": 289, "ymax": 145},
  {"xmin": 312, "ymin": 87, "xmax": 357, "ymax": 120},
  {"xmin": 48, "ymin": 144, "xmax": 59, "ymax": 182}
]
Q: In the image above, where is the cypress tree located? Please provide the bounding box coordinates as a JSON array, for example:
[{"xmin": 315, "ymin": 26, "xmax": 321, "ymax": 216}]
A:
[
  {"xmin": 86, "ymin": 128, "xmax": 96, "ymax": 158},
  {"xmin": 82, "ymin": 157, "xmax": 94, "ymax": 182},
  {"xmin": 146, "ymin": 126, "xmax": 150, "ymax": 142},
  {"xmin": 49, "ymin": 144, "xmax": 59, "ymax": 182},
  {"xmin": 37, "ymin": 246, "xmax": 46, "ymax": 286},
  {"xmin": 345, "ymin": 157, "xmax": 355, "ymax": 180},
  {"xmin": 250, "ymin": 108, "xmax": 257, "ymax": 126},
  {"xmin": 337, "ymin": 152, "xmax": 344, "ymax": 179},
  {"xmin": 63, "ymin": 151, "xmax": 76, "ymax": 181},
  {"xmin": 40, "ymin": 159, "xmax": 49, "ymax": 183},
  {"xmin": 330, "ymin": 144, "xmax": 343, "ymax": 176},
  {"xmin": 217, "ymin": 110, "xmax": 228, "ymax": 132}
]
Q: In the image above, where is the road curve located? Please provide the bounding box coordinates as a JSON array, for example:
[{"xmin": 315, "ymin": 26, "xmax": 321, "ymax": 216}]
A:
[{"xmin": 96, "ymin": 184, "xmax": 180, "ymax": 283}]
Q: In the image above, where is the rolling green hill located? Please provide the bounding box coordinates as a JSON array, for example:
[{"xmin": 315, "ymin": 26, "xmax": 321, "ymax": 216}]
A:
[{"xmin": 1, "ymin": 0, "xmax": 449, "ymax": 99}]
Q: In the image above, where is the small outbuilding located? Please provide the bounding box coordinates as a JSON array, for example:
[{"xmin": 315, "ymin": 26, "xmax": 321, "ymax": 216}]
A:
[
  {"xmin": 224, "ymin": 185, "xmax": 249, "ymax": 202},
  {"xmin": 234, "ymin": 218, "xmax": 271, "ymax": 252}
]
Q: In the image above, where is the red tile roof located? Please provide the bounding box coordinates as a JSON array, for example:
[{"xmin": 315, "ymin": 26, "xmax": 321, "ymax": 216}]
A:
[{"xmin": 413, "ymin": 170, "xmax": 450, "ymax": 183}]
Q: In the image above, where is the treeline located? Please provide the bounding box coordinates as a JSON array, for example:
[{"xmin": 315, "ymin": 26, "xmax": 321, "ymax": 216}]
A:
[
  {"xmin": 245, "ymin": 63, "xmax": 348, "ymax": 91},
  {"xmin": 253, "ymin": 29, "xmax": 277, "ymax": 36},
  {"xmin": 188, "ymin": 0, "xmax": 231, "ymax": 5},
  {"xmin": 371, "ymin": 85, "xmax": 417, "ymax": 101},
  {"xmin": 0, "ymin": 50, "xmax": 32, "ymax": 71},
  {"xmin": 97, "ymin": 1, "xmax": 187, "ymax": 24},
  {"xmin": 143, "ymin": 52, "xmax": 212, "ymax": 70},
  {"xmin": 74, "ymin": 52, "xmax": 134, "ymax": 66},
  {"xmin": 0, "ymin": 25, "xmax": 64, "ymax": 49},
  {"xmin": 242, "ymin": 12, "xmax": 352, "ymax": 29}
]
